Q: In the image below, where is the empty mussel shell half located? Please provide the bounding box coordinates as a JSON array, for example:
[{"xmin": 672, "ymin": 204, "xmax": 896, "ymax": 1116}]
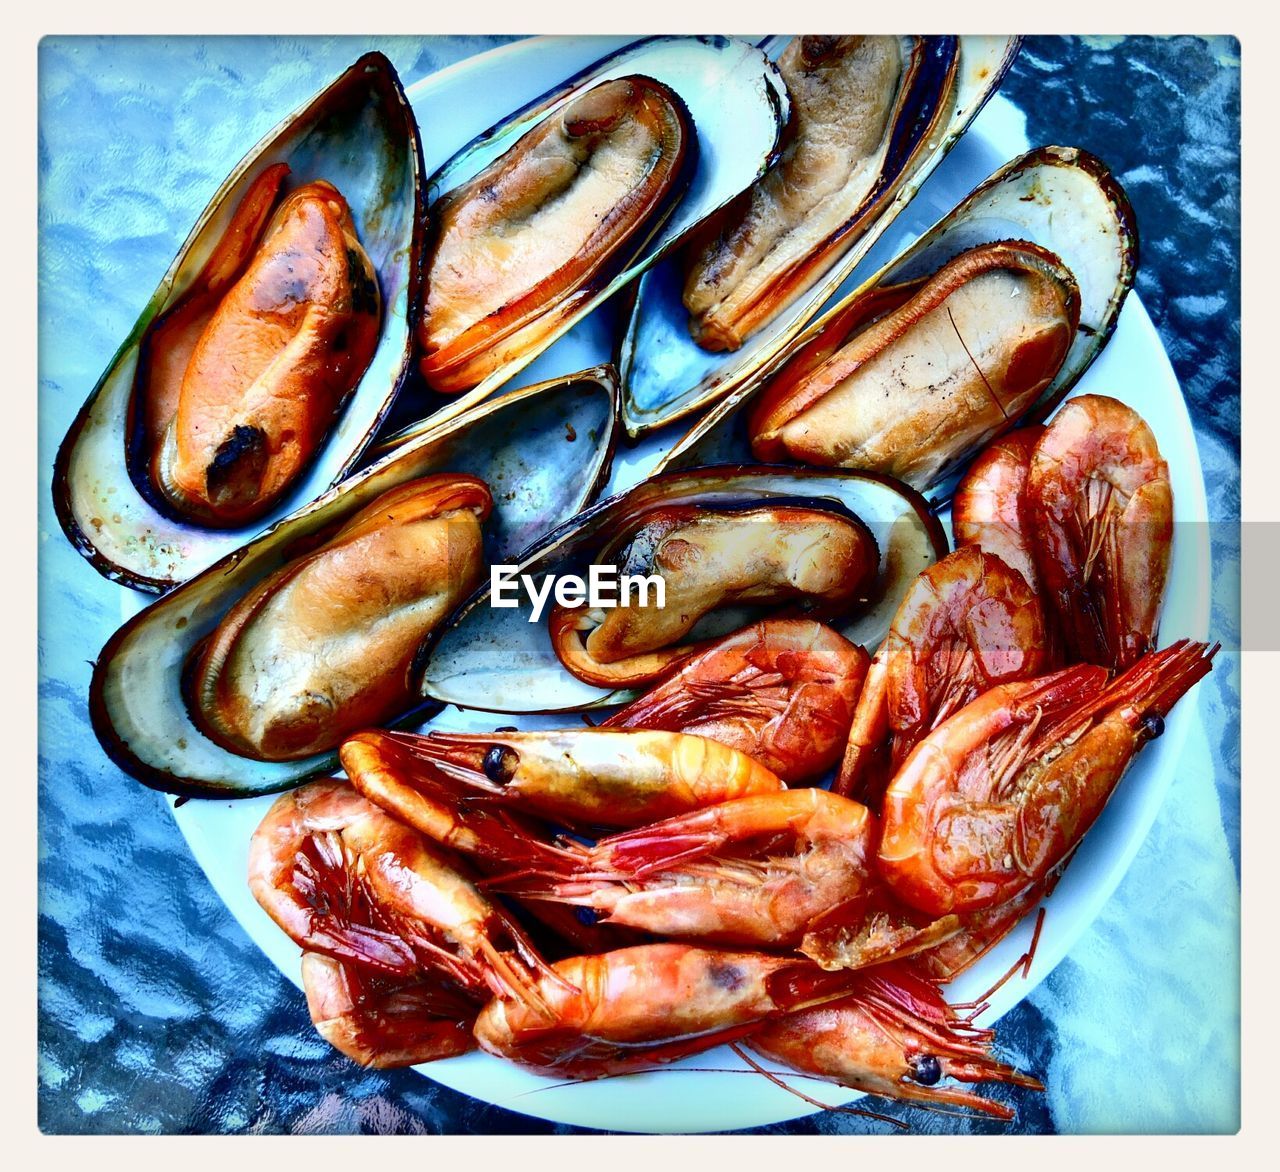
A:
[
  {"xmin": 661, "ymin": 145, "xmax": 1139, "ymax": 496},
  {"xmin": 616, "ymin": 35, "xmax": 1022, "ymax": 437},
  {"xmin": 90, "ymin": 367, "xmax": 619, "ymax": 797},
  {"xmin": 419, "ymin": 465, "xmax": 947, "ymax": 713},
  {"xmin": 54, "ymin": 52, "xmax": 426, "ymax": 592},
  {"xmin": 381, "ymin": 35, "xmax": 791, "ymax": 446}
]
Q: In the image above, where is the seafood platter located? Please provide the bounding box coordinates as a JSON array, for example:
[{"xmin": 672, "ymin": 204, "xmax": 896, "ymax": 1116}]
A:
[{"xmin": 56, "ymin": 36, "xmax": 1215, "ymax": 1132}]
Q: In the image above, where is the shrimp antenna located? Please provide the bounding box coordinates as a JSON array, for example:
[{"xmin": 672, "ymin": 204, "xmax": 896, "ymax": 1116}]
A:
[
  {"xmin": 953, "ymin": 953, "xmax": 1026, "ymax": 1022},
  {"xmin": 729, "ymin": 1043, "xmax": 909, "ymax": 1129},
  {"xmin": 1023, "ymin": 906, "xmax": 1047, "ymax": 979},
  {"xmin": 506, "ymin": 1060, "xmax": 908, "ymax": 1129}
]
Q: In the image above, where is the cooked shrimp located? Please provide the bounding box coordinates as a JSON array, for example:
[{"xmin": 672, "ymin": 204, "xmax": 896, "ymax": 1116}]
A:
[
  {"xmin": 340, "ymin": 730, "xmax": 576, "ymax": 869},
  {"xmin": 357, "ymin": 727, "xmax": 785, "ymax": 828},
  {"xmin": 952, "ymin": 426, "xmax": 1044, "ymax": 593},
  {"xmin": 747, "ymin": 962, "xmax": 1043, "ymax": 1120},
  {"xmin": 834, "ymin": 546, "xmax": 1049, "ymax": 801},
  {"xmin": 603, "ymin": 619, "xmax": 869, "ymax": 784},
  {"xmin": 1027, "ymin": 394, "xmax": 1173, "ymax": 669},
  {"xmin": 473, "ymin": 942, "xmax": 877, "ymax": 1077},
  {"xmin": 300, "ymin": 951, "xmax": 477, "ymax": 1069},
  {"xmin": 340, "ymin": 729, "xmax": 641, "ymax": 957},
  {"xmin": 247, "ymin": 779, "xmax": 560, "ymax": 1009},
  {"xmin": 501, "ymin": 788, "xmax": 878, "ymax": 948},
  {"xmin": 473, "ymin": 942, "xmax": 1040, "ymax": 1115},
  {"xmin": 878, "ymin": 641, "xmax": 1217, "ymax": 917}
]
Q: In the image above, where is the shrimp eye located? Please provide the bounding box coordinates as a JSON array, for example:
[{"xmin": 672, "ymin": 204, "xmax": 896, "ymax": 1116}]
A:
[
  {"xmin": 483, "ymin": 744, "xmax": 520, "ymax": 784},
  {"xmin": 908, "ymin": 1054, "xmax": 942, "ymax": 1086},
  {"xmin": 1140, "ymin": 713, "xmax": 1165, "ymax": 740}
]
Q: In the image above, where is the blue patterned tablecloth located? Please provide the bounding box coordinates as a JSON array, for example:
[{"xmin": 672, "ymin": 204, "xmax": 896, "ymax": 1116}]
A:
[{"xmin": 37, "ymin": 35, "xmax": 1240, "ymax": 1134}]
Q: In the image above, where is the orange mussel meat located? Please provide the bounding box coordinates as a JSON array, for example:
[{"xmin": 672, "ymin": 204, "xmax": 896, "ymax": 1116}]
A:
[
  {"xmin": 418, "ymin": 76, "xmax": 693, "ymax": 394},
  {"xmin": 138, "ymin": 169, "xmax": 382, "ymax": 527}
]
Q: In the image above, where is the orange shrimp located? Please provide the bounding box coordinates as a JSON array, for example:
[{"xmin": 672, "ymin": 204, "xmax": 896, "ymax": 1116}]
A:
[
  {"xmin": 340, "ymin": 730, "xmax": 577, "ymax": 871},
  {"xmin": 339, "ymin": 730, "xmax": 642, "ymax": 957},
  {"xmin": 499, "ymin": 788, "xmax": 881, "ymax": 948},
  {"xmin": 353, "ymin": 727, "xmax": 785, "ymax": 829},
  {"xmin": 952, "ymin": 426, "xmax": 1044, "ymax": 593},
  {"xmin": 834, "ymin": 546, "xmax": 1049, "ymax": 801},
  {"xmin": 300, "ymin": 951, "xmax": 477, "ymax": 1069},
  {"xmin": 1027, "ymin": 394, "xmax": 1173, "ymax": 669},
  {"xmin": 878, "ymin": 641, "xmax": 1217, "ymax": 917},
  {"xmin": 603, "ymin": 618, "xmax": 869, "ymax": 784},
  {"xmin": 746, "ymin": 963, "xmax": 1043, "ymax": 1121},
  {"xmin": 472, "ymin": 943, "xmax": 1039, "ymax": 1116},
  {"xmin": 247, "ymin": 779, "xmax": 562, "ymax": 1011},
  {"xmin": 472, "ymin": 944, "xmax": 803, "ymax": 1077}
]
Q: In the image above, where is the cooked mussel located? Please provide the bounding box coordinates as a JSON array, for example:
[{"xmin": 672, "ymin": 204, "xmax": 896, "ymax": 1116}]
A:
[
  {"xmin": 684, "ymin": 36, "xmax": 955, "ymax": 353},
  {"xmin": 662, "ymin": 146, "xmax": 1139, "ymax": 493},
  {"xmin": 746, "ymin": 241, "xmax": 1081, "ymax": 488},
  {"xmin": 420, "ymin": 465, "xmax": 947, "ymax": 714},
  {"xmin": 55, "ymin": 52, "xmax": 425, "ymax": 591},
  {"xmin": 617, "ymin": 37, "xmax": 1022, "ymax": 436},
  {"xmin": 420, "ymin": 76, "xmax": 694, "ymax": 394},
  {"xmin": 189, "ymin": 475, "xmax": 490, "ymax": 761},
  {"xmin": 145, "ymin": 176, "xmax": 382, "ymax": 526},
  {"xmin": 91, "ymin": 367, "xmax": 619, "ymax": 797},
  {"xmin": 377, "ymin": 36, "xmax": 789, "ymax": 449},
  {"xmin": 548, "ymin": 498, "xmax": 879, "ymax": 688}
]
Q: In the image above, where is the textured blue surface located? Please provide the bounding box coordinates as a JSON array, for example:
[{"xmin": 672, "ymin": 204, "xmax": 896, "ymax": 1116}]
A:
[{"xmin": 37, "ymin": 35, "xmax": 1240, "ymax": 1134}]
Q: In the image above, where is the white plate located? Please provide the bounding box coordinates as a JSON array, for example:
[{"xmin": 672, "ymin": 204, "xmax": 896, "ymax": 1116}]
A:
[{"xmin": 150, "ymin": 36, "xmax": 1211, "ymax": 1133}]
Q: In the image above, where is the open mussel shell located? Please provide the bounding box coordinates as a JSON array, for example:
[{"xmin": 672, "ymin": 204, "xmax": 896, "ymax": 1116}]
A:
[
  {"xmin": 661, "ymin": 144, "xmax": 1139, "ymax": 497},
  {"xmin": 90, "ymin": 367, "xmax": 619, "ymax": 798},
  {"xmin": 419, "ymin": 465, "xmax": 947, "ymax": 714},
  {"xmin": 377, "ymin": 36, "xmax": 790, "ymax": 447},
  {"xmin": 616, "ymin": 36, "xmax": 1022, "ymax": 437},
  {"xmin": 54, "ymin": 52, "xmax": 426, "ymax": 593}
]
